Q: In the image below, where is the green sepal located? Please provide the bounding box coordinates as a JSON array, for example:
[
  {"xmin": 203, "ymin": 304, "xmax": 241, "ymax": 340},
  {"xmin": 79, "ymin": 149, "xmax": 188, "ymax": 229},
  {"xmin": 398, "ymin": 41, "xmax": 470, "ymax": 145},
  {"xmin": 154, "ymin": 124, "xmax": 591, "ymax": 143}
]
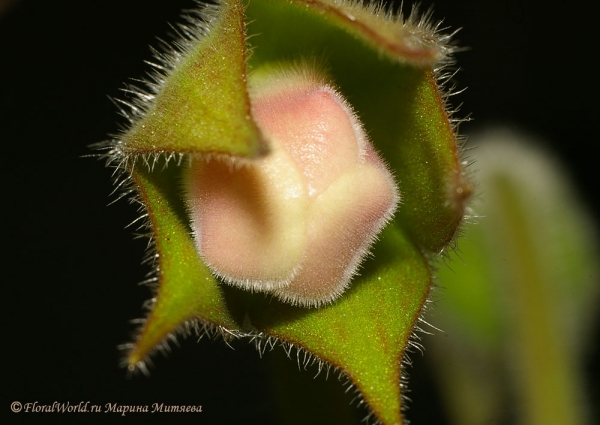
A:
[
  {"xmin": 127, "ymin": 164, "xmax": 238, "ymax": 367},
  {"xmin": 121, "ymin": 0, "xmax": 265, "ymax": 158}
]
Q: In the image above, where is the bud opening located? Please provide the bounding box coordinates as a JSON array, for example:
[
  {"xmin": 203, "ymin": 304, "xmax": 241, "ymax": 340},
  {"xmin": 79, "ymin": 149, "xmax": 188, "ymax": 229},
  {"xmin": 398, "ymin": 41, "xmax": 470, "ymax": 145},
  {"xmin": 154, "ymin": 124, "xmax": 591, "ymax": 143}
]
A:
[{"xmin": 185, "ymin": 65, "xmax": 399, "ymax": 307}]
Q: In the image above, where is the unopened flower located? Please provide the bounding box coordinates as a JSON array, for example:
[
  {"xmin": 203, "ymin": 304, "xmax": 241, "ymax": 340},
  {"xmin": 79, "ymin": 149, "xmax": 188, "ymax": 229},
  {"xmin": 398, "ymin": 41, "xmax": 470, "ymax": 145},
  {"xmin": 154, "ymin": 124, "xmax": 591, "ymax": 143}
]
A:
[
  {"xmin": 100, "ymin": 0, "xmax": 472, "ymax": 421},
  {"xmin": 185, "ymin": 66, "xmax": 399, "ymax": 307}
]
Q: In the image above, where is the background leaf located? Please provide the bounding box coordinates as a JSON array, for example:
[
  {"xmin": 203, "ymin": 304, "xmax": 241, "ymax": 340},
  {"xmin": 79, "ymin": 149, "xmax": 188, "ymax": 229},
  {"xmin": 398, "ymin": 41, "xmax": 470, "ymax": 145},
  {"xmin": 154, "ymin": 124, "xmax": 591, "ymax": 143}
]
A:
[{"xmin": 428, "ymin": 129, "xmax": 600, "ymax": 425}]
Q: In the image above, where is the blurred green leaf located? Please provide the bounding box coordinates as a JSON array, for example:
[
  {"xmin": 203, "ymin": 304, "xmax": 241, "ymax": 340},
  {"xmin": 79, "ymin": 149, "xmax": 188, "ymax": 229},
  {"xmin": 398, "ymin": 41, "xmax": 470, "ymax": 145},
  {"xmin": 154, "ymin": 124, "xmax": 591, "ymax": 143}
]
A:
[{"xmin": 430, "ymin": 129, "xmax": 600, "ymax": 425}]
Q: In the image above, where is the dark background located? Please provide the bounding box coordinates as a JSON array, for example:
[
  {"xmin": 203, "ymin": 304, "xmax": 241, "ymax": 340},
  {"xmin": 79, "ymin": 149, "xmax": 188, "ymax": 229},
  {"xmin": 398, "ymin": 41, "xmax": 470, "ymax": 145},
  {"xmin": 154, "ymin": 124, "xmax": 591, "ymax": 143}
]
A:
[{"xmin": 2, "ymin": 0, "xmax": 598, "ymax": 424}]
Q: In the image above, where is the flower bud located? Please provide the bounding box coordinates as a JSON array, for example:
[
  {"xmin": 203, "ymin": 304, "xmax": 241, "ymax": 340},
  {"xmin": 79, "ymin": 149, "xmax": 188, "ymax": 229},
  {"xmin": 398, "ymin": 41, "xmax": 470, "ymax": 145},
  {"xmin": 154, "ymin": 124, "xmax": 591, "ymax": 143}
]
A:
[{"xmin": 185, "ymin": 66, "xmax": 399, "ymax": 307}]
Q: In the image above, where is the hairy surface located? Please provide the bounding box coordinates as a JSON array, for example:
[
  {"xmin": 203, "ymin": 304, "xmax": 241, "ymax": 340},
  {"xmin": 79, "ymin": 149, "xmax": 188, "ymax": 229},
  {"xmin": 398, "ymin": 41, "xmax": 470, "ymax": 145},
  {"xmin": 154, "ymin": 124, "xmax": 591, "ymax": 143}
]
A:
[{"xmin": 185, "ymin": 66, "xmax": 399, "ymax": 307}]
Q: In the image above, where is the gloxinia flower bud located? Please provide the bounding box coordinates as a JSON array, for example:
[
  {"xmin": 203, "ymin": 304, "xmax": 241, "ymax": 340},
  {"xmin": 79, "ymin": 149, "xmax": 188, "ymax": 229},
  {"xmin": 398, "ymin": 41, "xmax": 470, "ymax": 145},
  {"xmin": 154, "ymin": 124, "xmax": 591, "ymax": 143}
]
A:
[{"xmin": 185, "ymin": 66, "xmax": 399, "ymax": 307}]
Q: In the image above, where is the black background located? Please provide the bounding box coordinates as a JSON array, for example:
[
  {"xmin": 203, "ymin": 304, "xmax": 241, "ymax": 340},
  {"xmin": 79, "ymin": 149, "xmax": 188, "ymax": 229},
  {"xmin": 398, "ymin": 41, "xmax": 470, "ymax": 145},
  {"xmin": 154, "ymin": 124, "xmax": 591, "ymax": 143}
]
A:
[{"xmin": 2, "ymin": 0, "xmax": 599, "ymax": 424}]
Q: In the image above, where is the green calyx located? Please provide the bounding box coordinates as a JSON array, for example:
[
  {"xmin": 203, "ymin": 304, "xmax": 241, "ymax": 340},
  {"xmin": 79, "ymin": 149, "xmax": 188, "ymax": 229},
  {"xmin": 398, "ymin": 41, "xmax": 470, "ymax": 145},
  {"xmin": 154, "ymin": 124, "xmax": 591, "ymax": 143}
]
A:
[{"xmin": 106, "ymin": 1, "xmax": 471, "ymax": 424}]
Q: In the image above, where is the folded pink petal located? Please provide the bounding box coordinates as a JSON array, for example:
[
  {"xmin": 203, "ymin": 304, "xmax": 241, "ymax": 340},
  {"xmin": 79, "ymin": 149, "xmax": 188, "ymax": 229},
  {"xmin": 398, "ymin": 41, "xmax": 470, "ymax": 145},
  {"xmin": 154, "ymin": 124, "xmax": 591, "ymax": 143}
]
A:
[{"xmin": 185, "ymin": 66, "xmax": 399, "ymax": 306}]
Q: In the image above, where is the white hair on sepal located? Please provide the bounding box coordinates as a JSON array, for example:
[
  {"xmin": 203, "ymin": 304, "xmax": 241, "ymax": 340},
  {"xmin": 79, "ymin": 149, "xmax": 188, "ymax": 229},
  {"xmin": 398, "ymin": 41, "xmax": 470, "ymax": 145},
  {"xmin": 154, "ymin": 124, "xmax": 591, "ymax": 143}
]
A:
[
  {"xmin": 247, "ymin": 332, "xmax": 383, "ymax": 424},
  {"xmin": 120, "ymin": 317, "xmax": 244, "ymax": 376},
  {"xmin": 94, "ymin": 0, "xmax": 225, "ymax": 174}
]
